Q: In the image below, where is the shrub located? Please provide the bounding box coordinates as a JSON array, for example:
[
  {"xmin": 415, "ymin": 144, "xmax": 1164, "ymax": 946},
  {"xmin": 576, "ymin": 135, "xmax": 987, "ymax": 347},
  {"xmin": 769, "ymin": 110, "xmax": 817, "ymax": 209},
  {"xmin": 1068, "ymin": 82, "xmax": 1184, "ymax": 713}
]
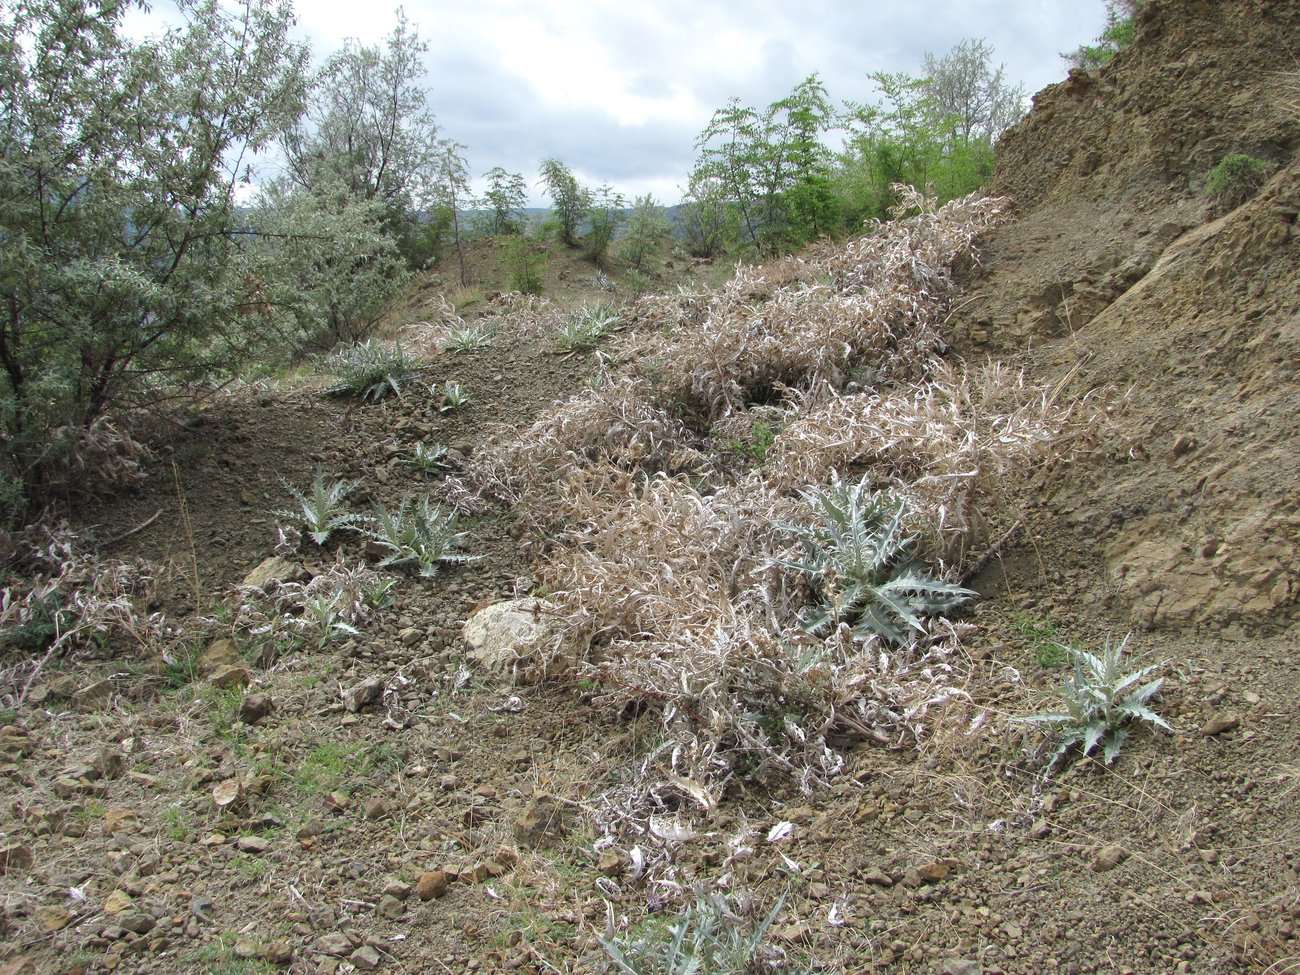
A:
[
  {"xmin": 601, "ymin": 891, "xmax": 792, "ymax": 975},
  {"xmin": 275, "ymin": 473, "xmax": 362, "ymax": 546},
  {"xmin": 320, "ymin": 341, "xmax": 421, "ymax": 402},
  {"xmin": 777, "ymin": 474, "xmax": 974, "ymax": 645},
  {"xmin": 1205, "ymin": 154, "xmax": 1273, "ymax": 210},
  {"xmin": 1016, "ymin": 633, "xmax": 1169, "ymax": 766},
  {"xmin": 364, "ymin": 496, "xmax": 481, "ymax": 578}
]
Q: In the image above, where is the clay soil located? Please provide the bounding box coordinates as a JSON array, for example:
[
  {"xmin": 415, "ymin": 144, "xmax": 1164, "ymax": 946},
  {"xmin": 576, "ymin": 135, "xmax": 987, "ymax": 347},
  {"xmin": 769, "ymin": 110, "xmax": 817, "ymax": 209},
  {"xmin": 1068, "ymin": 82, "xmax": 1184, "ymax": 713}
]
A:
[{"xmin": 2, "ymin": 2, "xmax": 1298, "ymax": 973}]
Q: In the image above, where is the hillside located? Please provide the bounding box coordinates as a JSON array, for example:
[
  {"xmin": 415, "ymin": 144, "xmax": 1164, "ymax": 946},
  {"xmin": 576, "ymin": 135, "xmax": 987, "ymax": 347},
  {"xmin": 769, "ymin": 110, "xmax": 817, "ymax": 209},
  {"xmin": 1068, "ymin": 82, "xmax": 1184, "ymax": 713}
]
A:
[{"xmin": 0, "ymin": 2, "xmax": 1297, "ymax": 974}]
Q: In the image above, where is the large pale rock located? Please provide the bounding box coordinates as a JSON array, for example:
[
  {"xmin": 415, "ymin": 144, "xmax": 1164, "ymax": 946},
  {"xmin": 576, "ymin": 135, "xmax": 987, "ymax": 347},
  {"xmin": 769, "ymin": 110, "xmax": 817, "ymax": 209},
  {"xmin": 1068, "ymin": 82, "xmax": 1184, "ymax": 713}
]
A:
[
  {"xmin": 461, "ymin": 599, "xmax": 563, "ymax": 684},
  {"xmin": 240, "ymin": 556, "xmax": 306, "ymax": 590}
]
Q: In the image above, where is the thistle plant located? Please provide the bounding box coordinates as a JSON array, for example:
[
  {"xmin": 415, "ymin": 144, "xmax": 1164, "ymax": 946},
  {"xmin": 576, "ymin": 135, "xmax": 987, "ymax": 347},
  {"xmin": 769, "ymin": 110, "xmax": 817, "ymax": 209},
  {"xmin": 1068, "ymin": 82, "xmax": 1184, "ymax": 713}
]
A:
[
  {"xmin": 1016, "ymin": 633, "xmax": 1170, "ymax": 766},
  {"xmin": 320, "ymin": 340, "xmax": 420, "ymax": 401},
  {"xmin": 600, "ymin": 891, "xmax": 789, "ymax": 975},
  {"xmin": 432, "ymin": 381, "xmax": 469, "ymax": 413},
  {"xmin": 364, "ymin": 496, "xmax": 481, "ymax": 578},
  {"xmin": 777, "ymin": 474, "xmax": 974, "ymax": 645},
  {"xmin": 446, "ymin": 324, "xmax": 494, "ymax": 351},
  {"xmin": 275, "ymin": 473, "xmax": 363, "ymax": 545},
  {"xmin": 407, "ymin": 443, "xmax": 453, "ymax": 475},
  {"xmin": 556, "ymin": 303, "xmax": 619, "ymax": 351},
  {"xmin": 298, "ymin": 590, "xmax": 361, "ymax": 649}
]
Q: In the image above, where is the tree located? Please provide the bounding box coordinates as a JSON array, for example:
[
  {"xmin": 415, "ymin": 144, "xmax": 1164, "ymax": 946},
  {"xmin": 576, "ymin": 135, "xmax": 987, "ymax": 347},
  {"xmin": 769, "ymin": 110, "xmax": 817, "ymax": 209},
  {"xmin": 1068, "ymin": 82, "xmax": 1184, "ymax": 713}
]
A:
[
  {"xmin": 0, "ymin": 0, "xmax": 307, "ymax": 520},
  {"xmin": 586, "ymin": 184, "xmax": 625, "ymax": 268},
  {"xmin": 279, "ymin": 9, "xmax": 439, "ymax": 250},
  {"xmin": 619, "ymin": 195, "xmax": 673, "ymax": 271},
  {"xmin": 679, "ymin": 173, "xmax": 736, "ymax": 258},
  {"xmin": 922, "ymin": 39, "xmax": 1025, "ymax": 145},
  {"xmin": 478, "ymin": 166, "xmax": 528, "ymax": 236},
  {"xmin": 1065, "ymin": 1, "xmax": 1144, "ymax": 71},
  {"xmin": 433, "ymin": 140, "xmax": 472, "ymax": 285},
  {"xmin": 538, "ymin": 158, "xmax": 590, "ymax": 247},
  {"xmin": 249, "ymin": 181, "xmax": 409, "ymax": 350},
  {"xmin": 688, "ymin": 75, "xmax": 839, "ymax": 255}
]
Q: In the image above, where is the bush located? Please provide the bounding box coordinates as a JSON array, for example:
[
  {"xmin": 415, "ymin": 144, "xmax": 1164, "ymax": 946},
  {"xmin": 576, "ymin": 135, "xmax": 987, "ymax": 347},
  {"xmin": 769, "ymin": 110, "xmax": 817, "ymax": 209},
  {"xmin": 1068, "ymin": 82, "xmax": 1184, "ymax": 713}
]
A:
[
  {"xmin": 320, "ymin": 342, "xmax": 421, "ymax": 402},
  {"xmin": 1015, "ymin": 633, "xmax": 1169, "ymax": 766},
  {"xmin": 1205, "ymin": 154, "xmax": 1273, "ymax": 210}
]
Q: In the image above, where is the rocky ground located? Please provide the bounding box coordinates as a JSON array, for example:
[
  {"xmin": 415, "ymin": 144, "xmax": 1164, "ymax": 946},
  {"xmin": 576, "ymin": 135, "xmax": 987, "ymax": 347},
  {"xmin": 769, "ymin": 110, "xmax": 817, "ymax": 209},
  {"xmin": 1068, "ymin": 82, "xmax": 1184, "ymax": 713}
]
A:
[{"xmin": 2, "ymin": 2, "xmax": 1299, "ymax": 974}]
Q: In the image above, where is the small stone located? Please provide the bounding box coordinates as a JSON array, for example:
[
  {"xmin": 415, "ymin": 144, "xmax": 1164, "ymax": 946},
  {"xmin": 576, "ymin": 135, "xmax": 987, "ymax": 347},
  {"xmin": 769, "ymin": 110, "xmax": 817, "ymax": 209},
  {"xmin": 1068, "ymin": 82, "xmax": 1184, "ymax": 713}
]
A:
[
  {"xmin": 91, "ymin": 747, "xmax": 125, "ymax": 779},
  {"xmin": 324, "ymin": 791, "xmax": 350, "ymax": 815},
  {"xmin": 264, "ymin": 941, "xmax": 295, "ymax": 965},
  {"xmin": 376, "ymin": 894, "xmax": 405, "ymax": 919},
  {"xmin": 342, "ymin": 677, "xmax": 383, "ymax": 713},
  {"xmin": 942, "ymin": 960, "xmax": 982, "ymax": 975},
  {"xmin": 233, "ymin": 939, "xmax": 261, "ymax": 959},
  {"xmin": 103, "ymin": 808, "xmax": 139, "ymax": 836},
  {"xmin": 917, "ymin": 860, "xmax": 953, "ymax": 883},
  {"xmin": 861, "ymin": 866, "xmax": 894, "ymax": 887},
  {"xmin": 315, "ymin": 932, "xmax": 352, "ymax": 956},
  {"xmin": 199, "ymin": 639, "xmax": 243, "ymax": 675},
  {"xmin": 72, "ymin": 679, "xmax": 115, "ymax": 708},
  {"xmin": 37, "ymin": 907, "xmax": 72, "ymax": 933},
  {"xmin": 1091, "ymin": 844, "xmax": 1127, "ymax": 872},
  {"xmin": 208, "ymin": 664, "xmax": 251, "ymax": 689},
  {"xmin": 237, "ymin": 835, "xmax": 270, "ymax": 854},
  {"xmin": 416, "ymin": 870, "xmax": 448, "ymax": 900},
  {"xmin": 239, "ymin": 694, "xmax": 274, "ymax": 724},
  {"xmin": 399, "ymin": 627, "xmax": 423, "ymax": 647},
  {"xmin": 52, "ymin": 776, "xmax": 88, "ymax": 798},
  {"xmin": 119, "ymin": 913, "xmax": 157, "ymax": 935},
  {"xmin": 364, "ymin": 797, "xmax": 389, "ymax": 821},
  {"xmin": 382, "ymin": 880, "xmax": 412, "ymax": 900},
  {"xmin": 213, "ymin": 779, "xmax": 243, "ymax": 809},
  {"xmin": 350, "ymin": 945, "xmax": 382, "ymax": 970},
  {"xmin": 597, "ymin": 849, "xmax": 622, "ymax": 878},
  {"xmin": 0, "ymin": 843, "xmax": 34, "ymax": 874},
  {"xmin": 241, "ymin": 557, "xmax": 305, "ymax": 590},
  {"xmin": 1201, "ymin": 714, "xmax": 1239, "ymax": 736}
]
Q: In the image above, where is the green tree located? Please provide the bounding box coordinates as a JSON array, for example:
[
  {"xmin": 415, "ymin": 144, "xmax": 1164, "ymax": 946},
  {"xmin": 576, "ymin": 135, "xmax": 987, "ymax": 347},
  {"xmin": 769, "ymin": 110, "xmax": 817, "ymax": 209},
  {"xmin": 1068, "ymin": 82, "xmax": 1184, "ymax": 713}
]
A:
[
  {"xmin": 1065, "ymin": 1, "xmax": 1144, "ymax": 71},
  {"xmin": 619, "ymin": 195, "xmax": 673, "ymax": 271},
  {"xmin": 0, "ymin": 0, "xmax": 307, "ymax": 520},
  {"xmin": 478, "ymin": 166, "xmax": 528, "ymax": 236},
  {"xmin": 249, "ymin": 180, "xmax": 409, "ymax": 350},
  {"xmin": 678, "ymin": 173, "xmax": 736, "ymax": 258},
  {"xmin": 279, "ymin": 9, "xmax": 439, "ymax": 252},
  {"xmin": 538, "ymin": 158, "xmax": 591, "ymax": 247},
  {"xmin": 433, "ymin": 140, "xmax": 472, "ymax": 285},
  {"xmin": 586, "ymin": 183, "xmax": 625, "ymax": 268},
  {"xmin": 688, "ymin": 75, "xmax": 839, "ymax": 255}
]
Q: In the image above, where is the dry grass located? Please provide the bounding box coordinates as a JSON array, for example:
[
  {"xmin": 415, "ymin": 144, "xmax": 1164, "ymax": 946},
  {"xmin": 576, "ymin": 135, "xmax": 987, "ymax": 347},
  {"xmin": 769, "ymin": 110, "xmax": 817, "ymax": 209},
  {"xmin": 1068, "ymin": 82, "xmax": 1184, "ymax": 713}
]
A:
[{"xmin": 467, "ymin": 188, "xmax": 1114, "ymax": 851}]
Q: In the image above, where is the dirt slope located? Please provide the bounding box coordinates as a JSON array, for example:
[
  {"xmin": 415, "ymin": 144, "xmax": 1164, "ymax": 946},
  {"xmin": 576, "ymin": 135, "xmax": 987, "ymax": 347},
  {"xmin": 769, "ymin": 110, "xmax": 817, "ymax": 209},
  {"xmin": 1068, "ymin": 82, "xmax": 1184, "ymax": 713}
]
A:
[{"xmin": 959, "ymin": 0, "xmax": 1300, "ymax": 637}]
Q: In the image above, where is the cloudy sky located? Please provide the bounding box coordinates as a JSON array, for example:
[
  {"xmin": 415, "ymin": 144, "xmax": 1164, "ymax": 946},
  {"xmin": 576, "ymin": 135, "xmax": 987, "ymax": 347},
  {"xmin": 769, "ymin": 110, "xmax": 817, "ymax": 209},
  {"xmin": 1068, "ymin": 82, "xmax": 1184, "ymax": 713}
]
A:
[{"xmin": 130, "ymin": 1, "xmax": 1106, "ymax": 205}]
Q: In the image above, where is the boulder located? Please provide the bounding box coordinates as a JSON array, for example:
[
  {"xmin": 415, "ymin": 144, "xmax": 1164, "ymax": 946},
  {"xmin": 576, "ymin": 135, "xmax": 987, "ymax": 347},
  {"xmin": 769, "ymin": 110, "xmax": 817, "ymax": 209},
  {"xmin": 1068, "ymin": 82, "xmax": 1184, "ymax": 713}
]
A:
[{"xmin": 461, "ymin": 598, "xmax": 563, "ymax": 684}]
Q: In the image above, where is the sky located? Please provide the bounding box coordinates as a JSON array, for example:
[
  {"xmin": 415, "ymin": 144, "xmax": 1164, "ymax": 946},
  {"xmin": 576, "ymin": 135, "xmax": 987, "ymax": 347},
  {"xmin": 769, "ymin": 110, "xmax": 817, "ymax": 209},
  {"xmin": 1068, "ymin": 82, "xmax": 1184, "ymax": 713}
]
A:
[{"xmin": 127, "ymin": 1, "xmax": 1108, "ymax": 206}]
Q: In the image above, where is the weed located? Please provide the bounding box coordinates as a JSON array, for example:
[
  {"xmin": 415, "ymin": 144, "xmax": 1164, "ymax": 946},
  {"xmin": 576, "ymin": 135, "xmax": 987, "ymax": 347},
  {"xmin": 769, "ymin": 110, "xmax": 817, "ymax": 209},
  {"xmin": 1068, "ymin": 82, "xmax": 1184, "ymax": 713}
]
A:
[
  {"xmin": 295, "ymin": 742, "xmax": 370, "ymax": 794},
  {"xmin": 298, "ymin": 591, "xmax": 361, "ymax": 649},
  {"xmin": 161, "ymin": 804, "xmax": 191, "ymax": 842},
  {"xmin": 727, "ymin": 418, "xmax": 780, "ymax": 466},
  {"xmin": 1012, "ymin": 612, "xmax": 1066, "ymax": 668},
  {"xmin": 601, "ymin": 890, "xmax": 792, "ymax": 975},
  {"xmin": 274, "ymin": 472, "xmax": 363, "ymax": 545},
  {"xmin": 432, "ymin": 381, "xmax": 470, "ymax": 412},
  {"xmin": 1015, "ymin": 633, "xmax": 1170, "ymax": 766},
  {"xmin": 556, "ymin": 303, "xmax": 619, "ymax": 351},
  {"xmin": 1205, "ymin": 153, "xmax": 1273, "ymax": 210},
  {"xmin": 777, "ymin": 474, "xmax": 974, "ymax": 645},
  {"xmin": 365, "ymin": 496, "xmax": 482, "ymax": 578},
  {"xmin": 407, "ymin": 443, "xmax": 453, "ymax": 475},
  {"xmin": 320, "ymin": 340, "xmax": 420, "ymax": 401},
  {"xmin": 446, "ymin": 324, "xmax": 494, "ymax": 351}
]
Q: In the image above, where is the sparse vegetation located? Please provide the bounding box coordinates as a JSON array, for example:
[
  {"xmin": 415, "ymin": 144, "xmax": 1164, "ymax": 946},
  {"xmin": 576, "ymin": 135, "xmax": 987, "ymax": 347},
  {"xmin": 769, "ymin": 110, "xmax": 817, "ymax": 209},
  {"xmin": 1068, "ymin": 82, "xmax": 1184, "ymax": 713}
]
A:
[
  {"xmin": 777, "ymin": 475, "xmax": 975, "ymax": 645},
  {"xmin": 275, "ymin": 473, "xmax": 362, "ymax": 545},
  {"xmin": 320, "ymin": 341, "xmax": 421, "ymax": 401},
  {"xmin": 1205, "ymin": 153, "xmax": 1273, "ymax": 210},
  {"xmin": 407, "ymin": 443, "xmax": 454, "ymax": 475},
  {"xmin": 365, "ymin": 496, "xmax": 481, "ymax": 577},
  {"xmin": 1016, "ymin": 633, "xmax": 1170, "ymax": 766},
  {"xmin": 556, "ymin": 304, "xmax": 619, "ymax": 352}
]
